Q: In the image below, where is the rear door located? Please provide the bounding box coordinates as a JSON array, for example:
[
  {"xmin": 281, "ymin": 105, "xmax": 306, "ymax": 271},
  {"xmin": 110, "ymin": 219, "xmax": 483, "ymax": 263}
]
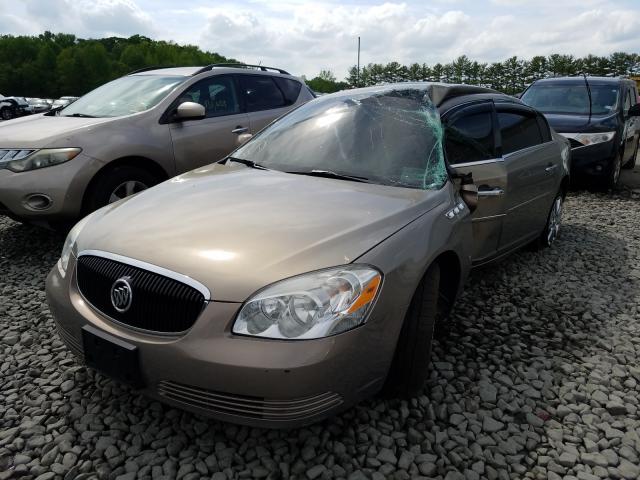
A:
[
  {"xmin": 496, "ymin": 104, "xmax": 559, "ymax": 251},
  {"xmin": 238, "ymin": 74, "xmax": 296, "ymax": 133},
  {"xmin": 168, "ymin": 75, "xmax": 250, "ymax": 172},
  {"xmin": 444, "ymin": 101, "xmax": 507, "ymax": 264}
]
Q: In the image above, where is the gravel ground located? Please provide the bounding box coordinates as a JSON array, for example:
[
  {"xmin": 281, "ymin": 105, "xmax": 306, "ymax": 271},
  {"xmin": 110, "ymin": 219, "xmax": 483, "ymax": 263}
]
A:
[{"xmin": 1, "ymin": 188, "xmax": 640, "ymax": 480}]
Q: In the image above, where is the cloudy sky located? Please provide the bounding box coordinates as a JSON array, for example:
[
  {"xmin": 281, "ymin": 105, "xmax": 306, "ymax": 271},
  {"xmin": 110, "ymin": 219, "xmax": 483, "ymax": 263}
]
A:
[{"xmin": 2, "ymin": 0, "xmax": 639, "ymax": 79}]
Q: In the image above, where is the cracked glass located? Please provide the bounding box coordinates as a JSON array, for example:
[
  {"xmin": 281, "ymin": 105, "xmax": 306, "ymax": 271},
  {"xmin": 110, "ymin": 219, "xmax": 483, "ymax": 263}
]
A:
[{"xmin": 233, "ymin": 86, "xmax": 448, "ymax": 190}]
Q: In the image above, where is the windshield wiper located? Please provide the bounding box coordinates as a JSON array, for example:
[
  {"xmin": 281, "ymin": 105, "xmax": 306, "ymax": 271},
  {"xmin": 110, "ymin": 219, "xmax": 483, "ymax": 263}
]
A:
[
  {"xmin": 221, "ymin": 157, "xmax": 268, "ymax": 170},
  {"xmin": 62, "ymin": 113, "xmax": 96, "ymax": 118},
  {"xmin": 286, "ymin": 169, "xmax": 370, "ymax": 183}
]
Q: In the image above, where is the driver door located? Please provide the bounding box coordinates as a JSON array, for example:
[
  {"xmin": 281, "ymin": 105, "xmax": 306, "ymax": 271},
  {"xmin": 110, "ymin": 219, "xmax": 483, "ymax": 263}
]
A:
[
  {"xmin": 168, "ymin": 75, "xmax": 250, "ymax": 173},
  {"xmin": 444, "ymin": 101, "xmax": 508, "ymax": 264}
]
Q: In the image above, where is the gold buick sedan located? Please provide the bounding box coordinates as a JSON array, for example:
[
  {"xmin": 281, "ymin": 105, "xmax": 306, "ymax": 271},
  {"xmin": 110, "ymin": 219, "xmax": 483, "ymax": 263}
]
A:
[{"xmin": 46, "ymin": 83, "xmax": 570, "ymax": 427}]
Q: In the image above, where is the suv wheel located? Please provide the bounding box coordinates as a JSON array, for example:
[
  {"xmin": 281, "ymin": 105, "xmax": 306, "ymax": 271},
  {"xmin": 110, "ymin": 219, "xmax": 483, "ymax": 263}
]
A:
[
  {"xmin": 383, "ymin": 262, "xmax": 440, "ymax": 398},
  {"xmin": 607, "ymin": 150, "xmax": 622, "ymax": 189},
  {"xmin": 86, "ymin": 166, "xmax": 160, "ymax": 213},
  {"xmin": 622, "ymin": 139, "xmax": 638, "ymax": 170},
  {"xmin": 534, "ymin": 192, "xmax": 563, "ymax": 250},
  {"xmin": 1, "ymin": 107, "xmax": 13, "ymax": 120}
]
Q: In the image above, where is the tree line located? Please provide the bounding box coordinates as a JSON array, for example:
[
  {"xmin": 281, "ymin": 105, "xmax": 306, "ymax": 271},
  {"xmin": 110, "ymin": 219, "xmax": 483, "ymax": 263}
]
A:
[
  {"xmin": 1, "ymin": 32, "xmax": 639, "ymax": 97},
  {"xmin": 338, "ymin": 53, "xmax": 640, "ymax": 94},
  {"xmin": 0, "ymin": 32, "xmax": 234, "ymax": 98}
]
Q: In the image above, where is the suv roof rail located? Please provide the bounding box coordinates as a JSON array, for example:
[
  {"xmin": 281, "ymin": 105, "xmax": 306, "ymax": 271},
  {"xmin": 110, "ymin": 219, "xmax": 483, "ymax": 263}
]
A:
[
  {"xmin": 192, "ymin": 63, "xmax": 290, "ymax": 76},
  {"xmin": 127, "ymin": 66, "xmax": 167, "ymax": 75}
]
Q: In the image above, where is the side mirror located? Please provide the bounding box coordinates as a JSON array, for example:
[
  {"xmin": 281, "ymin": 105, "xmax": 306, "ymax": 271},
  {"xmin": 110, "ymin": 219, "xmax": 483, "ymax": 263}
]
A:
[
  {"xmin": 451, "ymin": 170, "xmax": 478, "ymax": 213},
  {"xmin": 175, "ymin": 101, "xmax": 205, "ymax": 121},
  {"xmin": 236, "ymin": 133, "xmax": 253, "ymax": 146},
  {"xmin": 628, "ymin": 104, "xmax": 640, "ymax": 117}
]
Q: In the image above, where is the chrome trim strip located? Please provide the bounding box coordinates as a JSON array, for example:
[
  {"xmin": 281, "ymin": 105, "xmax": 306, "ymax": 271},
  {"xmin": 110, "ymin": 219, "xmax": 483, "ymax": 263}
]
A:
[
  {"xmin": 77, "ymin": 249, "xmax": 211, "ymax": 300},
  {"xmin": 451, "ymin": 157, "xmax": 502, "ymax": 168},
  {"xmin": 472, "ymin": 213, "xmax": 506, "ymax": 223}
]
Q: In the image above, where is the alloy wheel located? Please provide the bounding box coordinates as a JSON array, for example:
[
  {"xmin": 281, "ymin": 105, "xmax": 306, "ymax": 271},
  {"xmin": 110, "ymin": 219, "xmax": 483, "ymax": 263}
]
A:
[
  {"xmin": 546, "ymin": 196, "xmax": 563, "ymax": 246},
  {"xmin": 108, "ymin": 180, "xmax": 149, "ymax": 204}
]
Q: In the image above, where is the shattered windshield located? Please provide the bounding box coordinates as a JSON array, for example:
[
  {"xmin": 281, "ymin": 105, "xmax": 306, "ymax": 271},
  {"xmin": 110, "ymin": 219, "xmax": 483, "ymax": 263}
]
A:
[
  {"xmin": 233, "ymin": 87, "xmax": 448, "ymax": 190},
  {"xmin": 522, "ymin": 84, "xmax": 620, "ymax": 115}
]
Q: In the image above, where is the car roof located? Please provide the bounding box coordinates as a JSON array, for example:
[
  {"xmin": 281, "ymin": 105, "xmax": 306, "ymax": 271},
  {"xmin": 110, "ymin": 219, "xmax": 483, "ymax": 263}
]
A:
[
  {"xmin": 533, "ymin": 76, "xmax": 634, "ymax": 86},
  {"xmin": 326, "ymin": 82, "xmax": 504, "ymax": 108}
]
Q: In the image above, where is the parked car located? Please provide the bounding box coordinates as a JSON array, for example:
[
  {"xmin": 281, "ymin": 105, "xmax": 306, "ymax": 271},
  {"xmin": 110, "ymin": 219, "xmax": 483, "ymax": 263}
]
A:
[
  {"xmin": 521, "ymin": 76, "xmax": 640, "ymax": 188},
  {"xmin": 27, "ymin": 98, "xmax": 52, "ymax": 113},
  {"xmin": 51, "ymin": 96, "xmax": 79, "ymax": 109},
  {"xmin": 46, "ymin": 83, "xmax": 570, "ymax": 427},
  {"xmin": 0, "ymin": 95, "xmax": 30, "ymax": 120},
  {"xmin": 0, "ymin": 64, "xmax": 313, "ymax": 227}
]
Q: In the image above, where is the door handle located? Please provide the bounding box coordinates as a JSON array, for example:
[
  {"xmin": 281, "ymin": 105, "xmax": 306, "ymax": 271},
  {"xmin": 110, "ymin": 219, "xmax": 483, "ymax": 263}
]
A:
[
  {"xmin": 478, "ymin": 187, "xmax": 504, "ymax": 197},
  {"xmin": 545, "ymin": 164, "xmax": 558, "ymax": 173},
  {"xmin": 232, "ymin": 126, "xmax": 249, "ymax": 134}
]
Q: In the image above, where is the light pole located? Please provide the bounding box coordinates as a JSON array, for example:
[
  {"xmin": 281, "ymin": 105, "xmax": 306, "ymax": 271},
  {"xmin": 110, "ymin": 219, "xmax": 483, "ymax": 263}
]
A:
[{"xmin": 357, "ymin": 36, "xmax": 361, "ymax": 87}]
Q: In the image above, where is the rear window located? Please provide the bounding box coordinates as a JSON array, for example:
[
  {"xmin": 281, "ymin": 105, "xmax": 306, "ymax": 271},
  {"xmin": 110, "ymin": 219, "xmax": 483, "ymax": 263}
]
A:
[
  {"xmin": 240, "ymin": 75, "xmax": 286, "ymax": 112},
  {"xmin": 274, "ymin": 77, "xmax": 302, "ymax": 105},
  {"xmin": 498, "ymin": 111, "xmax": 543, "ymax": 155}
]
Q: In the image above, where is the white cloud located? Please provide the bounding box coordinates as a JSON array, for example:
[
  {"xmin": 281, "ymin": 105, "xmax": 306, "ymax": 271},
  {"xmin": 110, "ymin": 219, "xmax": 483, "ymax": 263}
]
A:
[{"xmin": 1, "ymin": 0, "xmax": 639, "ymax": 79}]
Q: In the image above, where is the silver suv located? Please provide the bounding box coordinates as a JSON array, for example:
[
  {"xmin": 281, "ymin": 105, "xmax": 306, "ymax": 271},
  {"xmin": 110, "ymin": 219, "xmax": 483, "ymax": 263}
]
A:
[{"xmin": 0, "ymin": 64, "xmax": 314, "ymax": 226}]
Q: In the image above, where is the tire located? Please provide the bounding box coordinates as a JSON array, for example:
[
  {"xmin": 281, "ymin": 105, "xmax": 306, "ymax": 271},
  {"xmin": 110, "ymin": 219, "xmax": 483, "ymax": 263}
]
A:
[
  {"xmin": 606, "ymin": 150, "xmax": 623, "ymax": 189},
  {"xmin": 383, "ymin": 262, "xmax": 440, "ymax": 398},
  {"xmin": 533, "ymin": 192, "xmax": 563, "ymax": 250},
  {"xmin": 623, "ymin": 139, "xmax": 638, "ymax": 170},
  {"xmin": 85, "ymin": 165, "xmax": 160, "ymax": 213},
  {"xmin": 0, "ymin": 107, "xmax": 13, "ymax": 120}
]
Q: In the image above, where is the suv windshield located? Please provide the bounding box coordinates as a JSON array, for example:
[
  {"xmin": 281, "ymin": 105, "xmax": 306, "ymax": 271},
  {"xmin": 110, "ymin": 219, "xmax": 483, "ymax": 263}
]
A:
[
  {"xmin": 60, "ymin": 75, "xmax": 186, "ymax": 118},
  {"xmin": 233, "ymin": 87, "xmax": 448, "ymax": 190},
  {"xmin": 522, "ymin": 83, "xmax": 620, "ymax": 115}
]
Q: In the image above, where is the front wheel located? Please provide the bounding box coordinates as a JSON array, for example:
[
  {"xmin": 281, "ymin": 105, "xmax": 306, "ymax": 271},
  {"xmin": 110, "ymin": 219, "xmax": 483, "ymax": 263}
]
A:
[
  {"xmin": 0, "ymin": 107, "xmax": 13, "ymax": 120},
  {"xmin": 623, "ymin": 139, "xmax": 638, "ymax": 170},
  {"xmin": 383, "ymin": 262, "xmax": 440, "ymax": 398},
  {"xmin": 606, "ymin": 150, "xmax": 622, "ymax": 189},
  {"xmin": 534, "ymin": 193, "xmax": 563, "ymax": 250},
  {"xmin": 85, "ymin": 165, "xmax": 160, "ymax": 213}
]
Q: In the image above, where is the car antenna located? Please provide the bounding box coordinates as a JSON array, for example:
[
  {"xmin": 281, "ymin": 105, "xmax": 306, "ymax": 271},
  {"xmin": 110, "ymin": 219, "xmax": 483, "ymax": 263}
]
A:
[{"xmin": 583, "ymin": 73, "xmax": 592, "ymax": 122}]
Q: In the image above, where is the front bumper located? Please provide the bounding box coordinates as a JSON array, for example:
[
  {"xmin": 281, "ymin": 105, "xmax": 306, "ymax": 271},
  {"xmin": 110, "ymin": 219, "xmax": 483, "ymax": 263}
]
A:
[
  {"xmin": 0, "ymin": 153, "xmax": 103, "ymax": 223},
  {"xmin": 568, "ymin": 140, "xmax": 617, "ymax": 177},
  {"xmin": 45, "ymin": 256, "xmax": 394, "ymax": 428}
]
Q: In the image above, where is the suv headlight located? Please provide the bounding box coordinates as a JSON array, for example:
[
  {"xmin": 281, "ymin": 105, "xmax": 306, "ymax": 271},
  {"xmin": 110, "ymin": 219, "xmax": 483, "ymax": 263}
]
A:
[
  {"xmin": 2, "ymin": 148, "xmax": 81, "ymax": 172},
  {"xmin": 233, "ymin": 265, "xmax": 382, "ymax": 340},
  {"xmin": 562, "ymin": 132, "xmax": 615, "ymax": 147},
  {"xmin": 57, "ymin": 213, "xmax": 94, "ymax": 277}
]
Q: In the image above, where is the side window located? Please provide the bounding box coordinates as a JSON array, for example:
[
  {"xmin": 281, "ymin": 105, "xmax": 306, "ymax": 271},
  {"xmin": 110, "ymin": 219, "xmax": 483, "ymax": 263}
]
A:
[
  {"xmin": 497, "ymin": 110, "xmax": 543, "ymax": 155},
  {"xmin": 623, "ymin": 88, "xmax": 632, "ymax": 115},
  {"xmin": 444, "ymin": 110, "xmax": 495, "ymax": 165},
  {"xmin": 240, "ymin": 75, "xmax": 286, "ymax": 112},
  {"xmin": 536, "ymin": 112, "xmax": 552, "ymax": 143},
  {"xmin": 179, "ymin": 76, "xmax": 240, "ymax": 118},
  {"xmin": 273, "ymin": 77, "xmax": 302, "ymax": 105}
]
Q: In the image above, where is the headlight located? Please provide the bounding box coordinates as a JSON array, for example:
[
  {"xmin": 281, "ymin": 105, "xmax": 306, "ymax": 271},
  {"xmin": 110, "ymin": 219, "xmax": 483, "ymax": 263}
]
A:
[
  {"xmin": 2, "ymin": 148, "xmax": 81, "ymax": 172},
  {"xmin": 57, "ymin": 213, "xmax": 94, "ymax": 277},
  {"xmin": 233, "ymin": 265, "xmax": 382, "ymax": 340},
  {"xmin": 561, "ymin": 132, "xmax": 615, "ymax": 147}
]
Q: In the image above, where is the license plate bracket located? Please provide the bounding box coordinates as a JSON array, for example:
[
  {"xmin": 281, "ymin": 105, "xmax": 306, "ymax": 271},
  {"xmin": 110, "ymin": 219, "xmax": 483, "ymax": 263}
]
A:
[{"xmin": 82, "ymin": 325, "xmax": 143, "ymax": 388}]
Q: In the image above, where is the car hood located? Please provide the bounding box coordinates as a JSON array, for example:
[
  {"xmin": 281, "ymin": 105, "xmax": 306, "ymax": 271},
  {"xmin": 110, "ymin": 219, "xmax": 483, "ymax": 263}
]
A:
[
  {"xmin": 76, "ymin": 164, "xmax": 444, "ymax": 301},
  {"xmin": 543, "ymin": 112, "xmax": 619, "ymax": 133},
  {"xmin": 0, "ymin": 114, "xmax": 117, "ymax": 148}
]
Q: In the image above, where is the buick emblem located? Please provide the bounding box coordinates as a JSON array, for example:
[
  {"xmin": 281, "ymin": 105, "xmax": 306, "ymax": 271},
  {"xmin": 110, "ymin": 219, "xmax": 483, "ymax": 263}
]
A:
[{"xmin": 110, "ymin": 277, "xmax": 133, "ymax": 313}]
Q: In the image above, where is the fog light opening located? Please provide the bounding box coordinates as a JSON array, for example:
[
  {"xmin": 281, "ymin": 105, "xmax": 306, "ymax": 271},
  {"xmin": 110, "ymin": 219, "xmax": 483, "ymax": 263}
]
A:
[{"xmin": 24, "ymin": 194, "xmax": 52, "ymax": 210}]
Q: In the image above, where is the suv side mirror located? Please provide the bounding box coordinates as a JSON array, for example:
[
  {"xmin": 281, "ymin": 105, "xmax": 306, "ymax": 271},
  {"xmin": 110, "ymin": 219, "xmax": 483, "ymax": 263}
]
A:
[
  {"xmin": 628, "ymin": 104, "xmax": 640, "ymax": 117},
  {"xmin": 175, "ymin": 102, "xmax": 205, "ymax": 121}
]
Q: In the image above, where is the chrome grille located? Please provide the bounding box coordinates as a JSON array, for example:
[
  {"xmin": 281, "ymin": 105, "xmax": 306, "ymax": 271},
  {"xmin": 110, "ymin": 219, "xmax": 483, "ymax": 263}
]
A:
[
  {"xmin": 76, "ymin": 255, "xmax": 206, "ymax": 334},
  {"xmin": 158, "ymin": 381, "xmax": 343, "ymax": 422}
]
